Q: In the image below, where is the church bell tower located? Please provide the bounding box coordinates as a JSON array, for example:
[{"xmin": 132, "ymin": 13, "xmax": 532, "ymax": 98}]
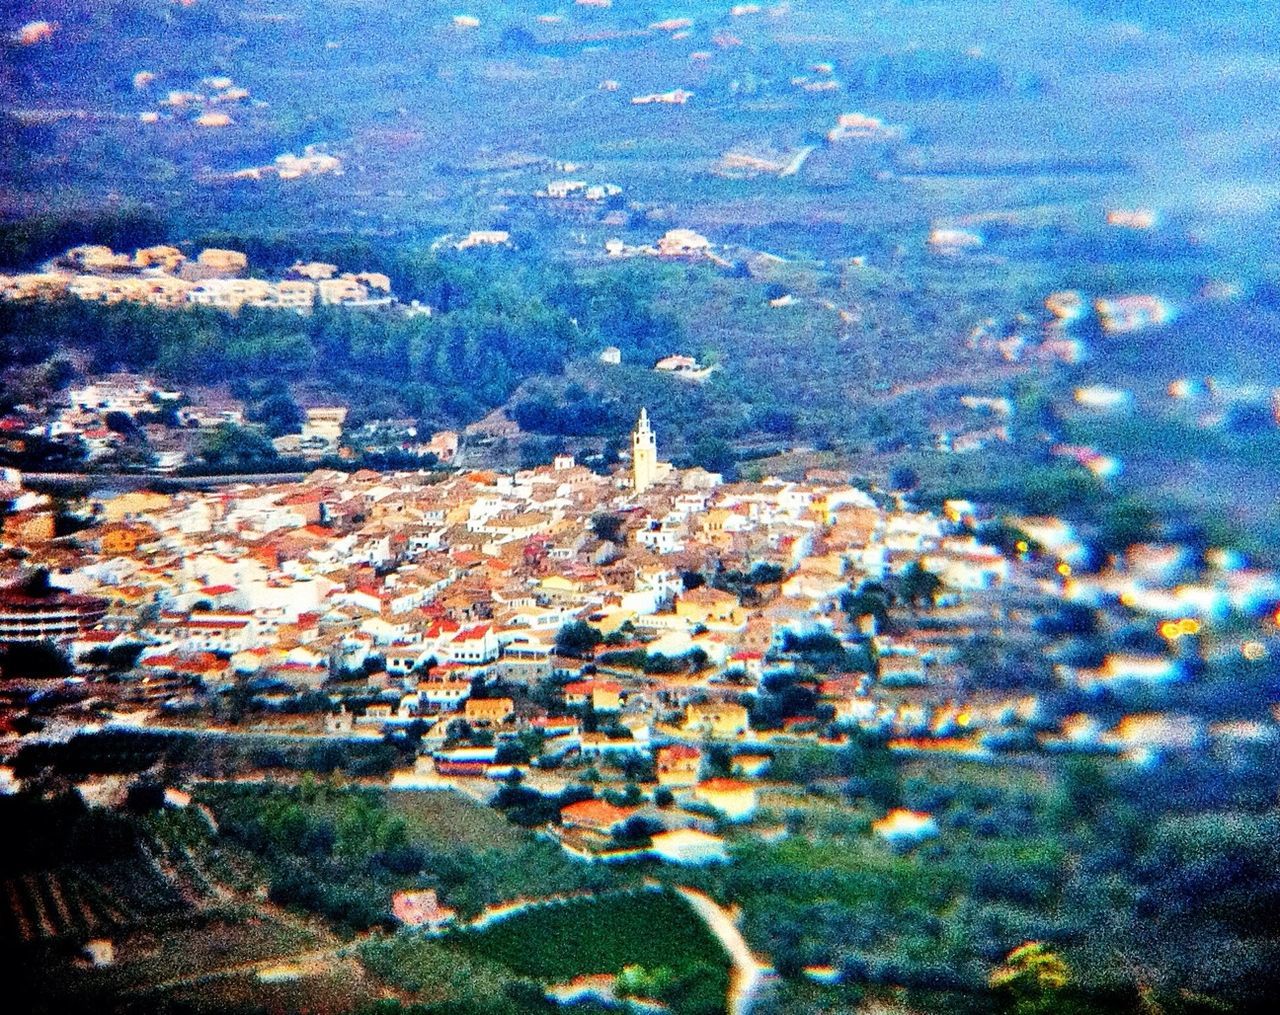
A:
[{"xmin": 632, "ymin": 408, "xmax": 657, "ymax": 494}]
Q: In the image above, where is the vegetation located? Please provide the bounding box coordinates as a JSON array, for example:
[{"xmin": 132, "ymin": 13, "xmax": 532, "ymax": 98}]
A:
[
  {"xmin": 5, "ymin": 4, "xmax": 1280, "ymax": 1013},
  {"xmin": 443, "ymin": 889, "xmax": 729, "ymax": 1015},
  {"xmin": 0, "ymin": 253, "xmax": 676, "ymax": 430},
  {"xmin": 553, "ymin": 620, "xmax": 602, "ymax": 659},
  {"xmin": 671, "ymin": 750, "xmax": 1280, "ymax": 1014},
  {"xmin": 199, "ymin": 781, "xmax": 599, "ymax": 927},
  {"xmin": 359, "ymin": 935, "xmax": 551, "ymax": 1014},
  {"xmin": 12, "ymin": 729, "xmax": 404, "ymax": 782}
]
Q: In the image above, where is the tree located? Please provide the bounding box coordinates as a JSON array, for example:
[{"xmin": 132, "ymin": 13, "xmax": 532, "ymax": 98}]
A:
[
  {"xmin": 750, "ymin": 562, "xmax": 785, "ymax": 584},
  {"xmin": 249, "ymin": 391, "xmax": 304, "ymax": 437},
  {"xmin": 612, "ymin": 815, "xmax": 660, "ymax": 846},
  {"xmin": 590, "ymin": 513, "xmax": 625, "ymax": 544},
  {"xmin": 681, "ymin": 570, "xmax": 705, "ymax": 591},
  {"xmin": 604, "ymin": 782, "xmax": 643, "ymax": 807},
  {"xmin": 125, "ymin": 778, "xmax": 165, "ymax": 813},
  {"xmin": 688, "ymin": 436, "xmax": 735, "ymax": 476},
  {"xmin": 197, "ymin": 423, "xmax": 278, "ymax": 471},
  {"xmin": 0, "ymin": 640, "xmax": 73, "ymax": 678},
  {"xmin": 989, "ymin": 942, "xmax": 1071, "ymax": 1015},
  {"xmin": 83, "ymin": 642, "xmax": 144, "ymax": 672},
  {"xmin": 1096, "ymin": 496, "xmax": 1158, "ymax": 555},
  {"xmin": 445, "ymin": 718, "xmax": 473, "ymax": 743},
  {"xmin": 841, "ymin": 584, "xmax": 891, "ymax": 630},
  {"xmin": 555, "ymin": 620, "xmax": 602, "ymax": 659},
  {"xmin": 103, "ymin": 410, "xmax": 138, "ymax": 435},
  {"xmin": 896, "ymin": 561, "xmax": 942, "ymax": 607},
  {"xmin": 889, "ymin": 465, "xmax": 920, "ymax": 491},
  {"xmin": 43, "ymin": 357, "xmax": 76, "ymax": 390},
  {"xmin": 976, "ymin": 518, "xmax": 1038, "ymax": 556}
]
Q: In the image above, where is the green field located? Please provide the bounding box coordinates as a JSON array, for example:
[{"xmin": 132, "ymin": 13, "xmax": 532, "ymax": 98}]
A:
[
  {"xmin": 197, "ymin": 781, "xmax": 608, "ymax": 924},
  {"xmin": 452, "ymin": 888, "xmax": 727, "ymax": 981},
  {"xmin": 363, "ymin": 888, "xmax": 733, "ymax": 1014},
  {"xmin": 386, "ymin": 789, "xmax": 526, "ymax": 851}
]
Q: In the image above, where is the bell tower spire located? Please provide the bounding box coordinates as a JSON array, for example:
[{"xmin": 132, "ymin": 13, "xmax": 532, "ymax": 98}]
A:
[{"xmin": 632, "ymin": 408, "xmax": 657, "ymax": 494}]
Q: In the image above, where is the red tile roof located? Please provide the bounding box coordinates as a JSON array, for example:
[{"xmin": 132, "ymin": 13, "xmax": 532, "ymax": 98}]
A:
[{"xmin": 560, "ymin": 799, "xmax": 637, "ymax": 829}]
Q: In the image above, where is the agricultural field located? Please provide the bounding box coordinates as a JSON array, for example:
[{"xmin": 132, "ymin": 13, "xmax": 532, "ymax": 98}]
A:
[
  {"xmin": 452, "ymin": 889, "xmax": 727, "ymax": 984},
  {"xmin": 755, "ymin": 785, "xmax": 876, "ymax": 838},
  {"xmin": 158, "ymin": 953, "xmax": 381, "ymax": 1015},
  {"xmin": 0, "ymin": 862, "xmax": 180, "ymax": 949},
  {"xmin": 196, "ymin": 780, "xmax": 614, "ymax": 926},
  {"xmin": 387, "ymin": 788, "xmax": 527, "ymax": 852},
  {"xmin": 0, "ymin": 796, "xmax": 199, "ymax": 953},
  {"xmin": 23, "ymin": 909, "xmax": 328, "ymax": 1014},
  {"xmin": 359, "ymin": 933, "xmax": 549, "ymax": 1014},
  {"xmin": 1, "ymin": 792, "xmax": 341, "ymax": 1015},
  {"xmin": 363, "ymin": 888, "xmax": 731, "ymax": 1015}
]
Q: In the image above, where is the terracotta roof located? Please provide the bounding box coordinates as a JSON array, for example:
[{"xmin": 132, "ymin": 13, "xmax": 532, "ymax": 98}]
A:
[
  {"xmin": 532, "ymin": 716, "xmax": 578, "ymax": 729},
  {"xmin": 560, "ymin": 798, "xmax": 637, "ymax": 827}
]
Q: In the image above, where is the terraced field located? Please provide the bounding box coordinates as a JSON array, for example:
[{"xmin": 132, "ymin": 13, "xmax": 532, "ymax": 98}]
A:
[
  {"xmin": 0, "ymin": 804, "xmax": 265, "ymax": 952},
  {"xmin": 1, "ymin": 858, "xmax": 185, "ymax": 948}
]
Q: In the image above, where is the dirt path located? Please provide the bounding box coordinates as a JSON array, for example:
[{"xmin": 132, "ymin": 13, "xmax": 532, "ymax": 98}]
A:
[
  {"xmin": 675, "ymin": 886, "xmax": 772, "ymax": 1015},
  {"xmin": 141, "ymin": 944, "xmax": 352, "ymax": 993}
]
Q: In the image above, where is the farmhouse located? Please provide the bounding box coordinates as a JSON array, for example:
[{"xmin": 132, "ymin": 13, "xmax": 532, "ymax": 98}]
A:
[
  {"xmin": 692, "ymin": 778, "xmax": 758, "ymax": 822},
  {"xmin": 648, "ymin": 828, "xmax": 728, "ymax": 865},
  {"xmin": 392, "ymin": 889, "xmax": 457, "ymax": 931}
]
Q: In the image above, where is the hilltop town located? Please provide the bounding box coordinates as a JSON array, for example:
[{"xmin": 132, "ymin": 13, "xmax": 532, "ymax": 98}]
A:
[
  {"xmin": 4, "ymin": 405, "xmax": 1276, "ymax": 827},
  {"xmin": 6, "ymin": 1, "xmax": 1280, "ymax": 1012}
]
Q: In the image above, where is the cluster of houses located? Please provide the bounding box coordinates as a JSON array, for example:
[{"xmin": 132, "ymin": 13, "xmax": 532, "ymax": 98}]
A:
[
  {"xmin": 604, "ymin": 228, "xmax": 720, "ymax": 262},
  {"xmin": 1, "ymin": 408, "xmax": 1273, "ymax": 854},
  {"xmin": 0, "ymin": 245, "xmax": 394, "ymax": 313},
  {"xmin": 2, "ymin": 366, "xmax": 470, "ymax": 471},
  {"xmin": 825, "ymin": 111, "xmax": 905, "ymax": 143},
  {"xmin": 536, "ymin": 180, "xmax": 622, "ymax": 203},
  {"xmin": 631, "ymin": 89, "xmax": 694, "ymax": 106},
  {"xmin": 135, "ymin": 72, "xmax": 255, "ymax": 129},
  {"xmin": 228, "ymin": 147, "xmax": 344, "ymax": 183}
]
